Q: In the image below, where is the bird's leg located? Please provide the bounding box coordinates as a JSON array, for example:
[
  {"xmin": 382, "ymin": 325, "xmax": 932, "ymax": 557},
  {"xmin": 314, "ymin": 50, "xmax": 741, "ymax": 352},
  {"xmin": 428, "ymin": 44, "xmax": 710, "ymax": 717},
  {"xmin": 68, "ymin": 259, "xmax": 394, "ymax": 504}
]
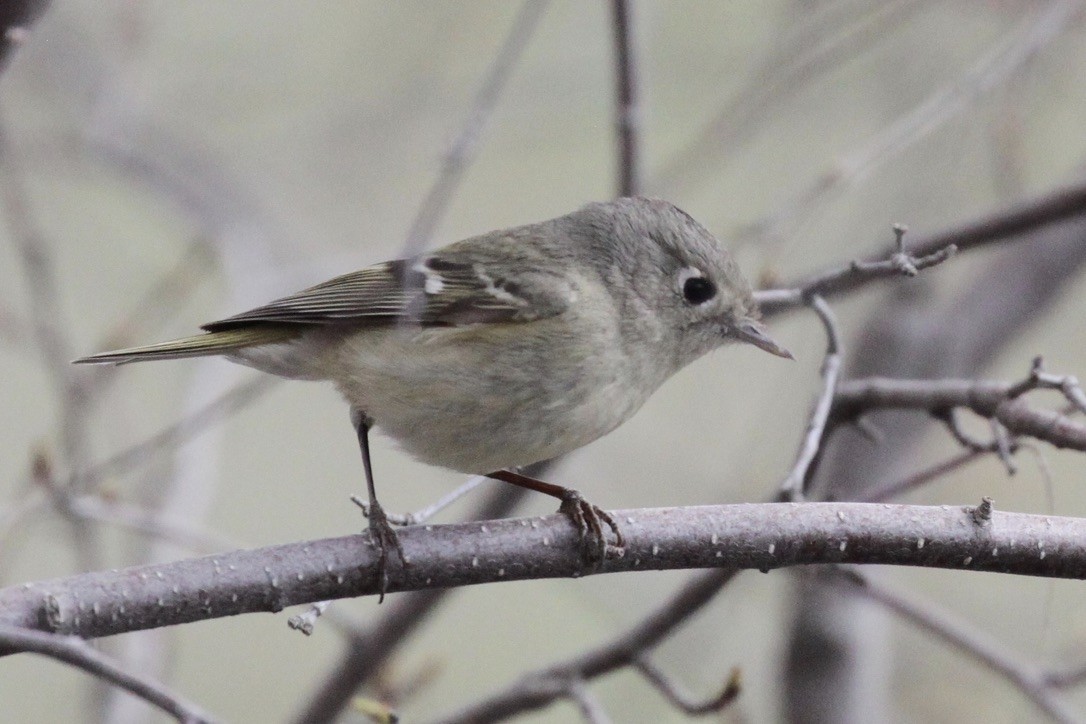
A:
[
  {"xmin": 351, "ymin": 409, "xmax": 405, "ymax": 602},
  {"xmin": 486, "ymin": 469, "xmax": 625, "ymax": 565}
]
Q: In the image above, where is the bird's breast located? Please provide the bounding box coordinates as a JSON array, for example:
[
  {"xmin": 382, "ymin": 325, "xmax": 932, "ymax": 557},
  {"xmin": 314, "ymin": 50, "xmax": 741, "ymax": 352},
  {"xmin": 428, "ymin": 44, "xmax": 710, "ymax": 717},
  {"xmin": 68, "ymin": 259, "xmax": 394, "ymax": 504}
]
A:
[{"xmin": 327, "ymin": 320, "xmax": 659, "ymax": 474}]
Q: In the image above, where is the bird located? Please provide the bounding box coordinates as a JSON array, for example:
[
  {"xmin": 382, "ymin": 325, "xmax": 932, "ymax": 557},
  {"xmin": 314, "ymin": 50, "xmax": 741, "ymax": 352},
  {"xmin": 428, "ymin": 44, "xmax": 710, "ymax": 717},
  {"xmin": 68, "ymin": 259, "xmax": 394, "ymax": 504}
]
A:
[{"xmin": 74, "ymin": 197, "xmax": 791, "ymax": 595}]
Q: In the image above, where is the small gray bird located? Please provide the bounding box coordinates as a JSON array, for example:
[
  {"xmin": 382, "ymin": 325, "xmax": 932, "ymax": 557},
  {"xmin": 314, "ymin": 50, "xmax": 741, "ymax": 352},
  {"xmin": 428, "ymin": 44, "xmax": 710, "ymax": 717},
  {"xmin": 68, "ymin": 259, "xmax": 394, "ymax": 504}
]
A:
[{"xmin": 75, "ymin": 197, "xmax": 790, "ymax": 590}]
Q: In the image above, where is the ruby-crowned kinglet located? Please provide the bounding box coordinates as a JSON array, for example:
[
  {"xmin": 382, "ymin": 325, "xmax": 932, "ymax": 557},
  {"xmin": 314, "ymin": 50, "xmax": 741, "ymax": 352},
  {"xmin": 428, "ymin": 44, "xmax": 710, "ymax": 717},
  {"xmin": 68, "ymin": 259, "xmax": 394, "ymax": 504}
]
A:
[{"xmin": 75, "ymin": 198, "xmax": 789, "ymax": 585}]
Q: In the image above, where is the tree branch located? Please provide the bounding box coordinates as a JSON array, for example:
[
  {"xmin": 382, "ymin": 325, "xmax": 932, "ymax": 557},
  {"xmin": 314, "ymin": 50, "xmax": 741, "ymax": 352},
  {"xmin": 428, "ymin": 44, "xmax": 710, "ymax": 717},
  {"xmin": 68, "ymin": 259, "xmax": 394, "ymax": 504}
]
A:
[
  {"xmin": 3, "ymin": 502, "xmax": 1086, "ymax": 643},
  {"xmin": 610, "ymin": 0, "xmax": 640, "ymax": 197},
  {"xmin": 757, "ymin": 179, "xmax": 1086, "ymax": 316},
  {"xmin": 832, "ymin": 377, "xmax": 1086, "ymax": 452},
  {"xmin": 0, "ymin": 624, "xmax": 216, "ymax": 723},
  {"xmin": 429, "ymin": 568, "xmax": 740, "ymax": 724}
]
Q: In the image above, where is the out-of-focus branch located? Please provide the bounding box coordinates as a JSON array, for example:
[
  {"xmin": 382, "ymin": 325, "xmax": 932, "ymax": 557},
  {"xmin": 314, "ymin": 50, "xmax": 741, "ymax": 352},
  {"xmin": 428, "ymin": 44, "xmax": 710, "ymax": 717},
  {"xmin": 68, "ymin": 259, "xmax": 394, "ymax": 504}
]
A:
[
  {"xmin": 831, "ymin": 568, "xmax": 1081, "ymax": 724},
  {"xmin": 0, "ymin": 0, "xmax": 49, "ymax": 69},
  {"xmin": 398, "ymin": 0, "xmax": 549, "ymax": 259},
  {"xmin": 429, "ymin": 569, "xmax": 740, "ymax": 724},
  {"xmin": 4, "ymin": 502, "xmax": 1086, "ymax": 643},
  {"xmin": 0, "ymin": 624, "xmax": 216, "ymax": 723},
  {"xmin": 633, "ymin": 657, "xmax": 741, "ymax": 716},
  {"xmin": 651, "ymin": 0, "xmax": 924, "ymax": 191},
  {"xmin": 610, "ymin": 0, "xmax": 640, "ymax": 197},
  {"xmin": 743, "ymin": 0, "xmax": 1079, "ymax": 246}
]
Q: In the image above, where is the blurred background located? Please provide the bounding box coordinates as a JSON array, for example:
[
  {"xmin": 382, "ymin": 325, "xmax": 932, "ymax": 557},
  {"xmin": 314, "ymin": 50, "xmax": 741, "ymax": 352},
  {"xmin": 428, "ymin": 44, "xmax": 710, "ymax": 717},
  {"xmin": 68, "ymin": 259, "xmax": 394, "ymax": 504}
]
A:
[{"xmin": 1, "ymin": 1, "xmax": 1086, "ymax": 722}]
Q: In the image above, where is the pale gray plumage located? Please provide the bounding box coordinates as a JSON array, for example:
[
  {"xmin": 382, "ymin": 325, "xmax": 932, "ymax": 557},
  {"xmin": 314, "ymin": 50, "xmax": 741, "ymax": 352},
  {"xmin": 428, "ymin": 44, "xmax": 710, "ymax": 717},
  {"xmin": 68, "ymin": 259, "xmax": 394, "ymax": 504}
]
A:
[{"xmin": 75, "ymin": 197, "xmax": 788, "ymax": 475}]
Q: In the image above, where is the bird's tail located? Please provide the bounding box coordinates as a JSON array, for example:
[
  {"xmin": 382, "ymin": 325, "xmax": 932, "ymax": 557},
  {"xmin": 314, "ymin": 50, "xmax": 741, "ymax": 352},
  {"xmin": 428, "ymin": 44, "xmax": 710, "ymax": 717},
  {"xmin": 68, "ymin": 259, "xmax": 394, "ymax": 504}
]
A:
[{"xmin": 72, "ymin": 326, "xmax": 298, "ymax": 365}]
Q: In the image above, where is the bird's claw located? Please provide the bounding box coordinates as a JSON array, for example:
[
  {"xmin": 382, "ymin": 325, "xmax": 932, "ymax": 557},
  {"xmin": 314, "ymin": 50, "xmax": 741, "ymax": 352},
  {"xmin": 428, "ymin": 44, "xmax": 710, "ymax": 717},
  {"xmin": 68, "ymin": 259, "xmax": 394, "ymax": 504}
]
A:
[
  {"xmin": 356, "ymin": 498, "xmax": 407, "ymax": 603},
  {"xmin": 557, "ymin": 489, "xmax": 626, "ymax": 567}
]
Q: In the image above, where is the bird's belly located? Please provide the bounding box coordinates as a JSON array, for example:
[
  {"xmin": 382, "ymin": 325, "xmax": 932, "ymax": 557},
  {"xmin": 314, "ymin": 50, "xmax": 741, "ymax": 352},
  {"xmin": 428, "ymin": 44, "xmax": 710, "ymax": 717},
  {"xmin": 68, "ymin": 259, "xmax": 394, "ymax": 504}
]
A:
[{"xmin": 331, "ymin": 326, "xmax": 651, "ymax": 474}]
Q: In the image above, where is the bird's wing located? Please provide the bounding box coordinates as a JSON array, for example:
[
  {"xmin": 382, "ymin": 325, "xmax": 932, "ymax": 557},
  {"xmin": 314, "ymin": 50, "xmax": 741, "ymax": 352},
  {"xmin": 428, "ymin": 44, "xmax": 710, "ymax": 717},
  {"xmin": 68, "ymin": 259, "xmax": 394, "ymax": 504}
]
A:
[{"xmin": 202, "ymin": 248, "xmax": 575, "ymax": 332}]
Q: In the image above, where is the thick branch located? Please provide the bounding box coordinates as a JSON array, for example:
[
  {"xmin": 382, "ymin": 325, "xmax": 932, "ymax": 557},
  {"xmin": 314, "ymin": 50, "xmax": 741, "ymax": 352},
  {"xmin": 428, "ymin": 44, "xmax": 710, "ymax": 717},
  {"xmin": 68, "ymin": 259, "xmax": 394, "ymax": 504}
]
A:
[{"xmin": 3, "ymin": 502, "xmax": 1086, "ymax": 643}]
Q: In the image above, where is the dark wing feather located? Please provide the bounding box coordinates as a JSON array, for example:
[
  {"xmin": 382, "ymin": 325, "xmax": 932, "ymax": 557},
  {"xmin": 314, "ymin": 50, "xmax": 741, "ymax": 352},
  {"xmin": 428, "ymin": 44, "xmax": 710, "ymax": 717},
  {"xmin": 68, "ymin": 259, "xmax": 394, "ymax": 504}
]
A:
[{"xmin": 202, "ymin": 248, "xmax": 573, "ymax": 332}]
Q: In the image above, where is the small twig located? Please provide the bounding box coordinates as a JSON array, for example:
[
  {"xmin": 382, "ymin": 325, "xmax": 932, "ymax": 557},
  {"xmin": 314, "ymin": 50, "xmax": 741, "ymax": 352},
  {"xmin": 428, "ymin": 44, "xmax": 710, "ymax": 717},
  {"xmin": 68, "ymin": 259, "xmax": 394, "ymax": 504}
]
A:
[
  {"xmin": 831, "ymin": 568, "xmax": 1080, "ymax": 724},
  {"xmin": 739, "ymin": 0, "xmax": 1079, "ymax": 248},
  {"xmin": 634, "ymin": 657, "xmax": 741, "ymax": 715},
  {"xmin": 860, "ymin": 448, "xmax": 988, "ymax": 503},
  {"xmin": 70, "ymin": 375, "xmax": 277, "ymax": 490},
  {"xmin": 398, "ymin": 0, "xmax": 549, "ymax": 260},
  {"xmin": 651, "ymin": 0, "xmax": 923, "ymax": 192},
  {"xmin": 566, "ymin": 678, "xmax": 612, "ymax": 724},
  {"xmin": 610, "ymin": 0, "xmax": 640, "ymax": 197},
  {"xmin": 780, "ymin": 294, "xmax": 841, "ymax": 501},
  {"xmin": 757, "ymin": 179, "xmax": 1086, "ymax": 318},
  {"xmin": 756, "ymin": 228, "xmax": 957, "ymax": 312},
  {"xmin": 0, "ymin": 624, "xmax": 216, "ymax": 723},
  {"xmin": 287, "ymin": 601, "xmax": 333, "ymax": 636},
  {"xmin": 429, "ymin": 569, "xmax": 739, "ymax": 724},
  {"xmin": 971, "ymin": 496, "xmax": 994, "ymax": 526},
  {"xmin": 936, "ymin": 408, "xmax": 1003, "ymax": 454},
  {"xmin": 1007, "ymin": 356, "xmax": 1086, "ymax": 415},
  {"xmin": 354, "ymin": 476, "xmax": 489, "ymax": 527},
  {"xmin": 1044, "ymin": 661, "xmax": 1086, "ymax": 689}
]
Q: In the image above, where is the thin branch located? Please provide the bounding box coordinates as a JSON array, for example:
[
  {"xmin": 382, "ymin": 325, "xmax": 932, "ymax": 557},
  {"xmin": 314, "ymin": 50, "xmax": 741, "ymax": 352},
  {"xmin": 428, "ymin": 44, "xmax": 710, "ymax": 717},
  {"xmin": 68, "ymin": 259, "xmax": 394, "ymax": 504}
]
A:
[
  {"xmin": 610, "ymin": 0, "xmax": 640, "ymax": 197},
  {"xmin": 755, "ymin": 236, "xmax": 957, "ymax": 313},
  {"xmin": 831, "ymin": 568, "xmax": 1081, "ymax": 724},
  {"xmin": 567, "ymin": 678, "xmax": 612, "ymax": 724},
  {"xmin": 0, "ymin": 624, "xmax": 216, "ymax": 723},
  {"xmin": 429, "ymin": 569, "xmax": 739, "ymax": 724},
  {"xmin": 780, "ymin": 294, "xmax": 842, "ymax": 501},
  {"xmin": 652, "ymin": 0, "xmax": 924, "ymax": 191},
  {"xmin": 860, "ymin": 448, "xmax": 989, "ymax": 503},
  {"xmin": 743, "ymin": 0, "xmax": 1079, "ymax": 247},
  {"xmin": 398, "ymin": 0, "xmax": 549, "ymax": 259},
  {"xmin": 633, "ymin": 657, "xmax": 741, "ymax": 715},
  {"xmin": 5, "ymin": 503, "xmax": 1086, "ymax": 643},
  {"xmin": 758, "ymin": 179, "xmax": 1086, "ymax": 317},
  {"xmin": 355, "ymin": 474, "xmax": 488, "ymax": 527},
  {"xmin": 70, "ymin": 375, "xmax": 277, "ymax": 490}
]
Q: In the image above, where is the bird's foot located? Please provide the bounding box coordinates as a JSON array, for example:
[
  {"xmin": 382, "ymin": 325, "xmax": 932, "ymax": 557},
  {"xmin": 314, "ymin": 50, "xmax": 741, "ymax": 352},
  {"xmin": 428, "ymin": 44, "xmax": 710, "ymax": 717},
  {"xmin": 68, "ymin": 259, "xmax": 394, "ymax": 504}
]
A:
[
  {"xmin": 352, "ymin": 497, "xmax": 407, "ymax": 603},
  {"xmin": 557, "ymin": 489, "xmax": 626, "ymax": 567}
]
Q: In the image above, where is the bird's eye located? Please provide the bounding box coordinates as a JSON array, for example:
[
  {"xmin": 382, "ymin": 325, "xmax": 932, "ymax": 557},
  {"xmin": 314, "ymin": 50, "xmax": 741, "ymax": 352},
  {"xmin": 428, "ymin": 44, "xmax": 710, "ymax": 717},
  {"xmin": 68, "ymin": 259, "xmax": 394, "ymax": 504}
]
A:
[{"xmin": 682, "ymin": 276, "xmax": 716, "ymax": 305}]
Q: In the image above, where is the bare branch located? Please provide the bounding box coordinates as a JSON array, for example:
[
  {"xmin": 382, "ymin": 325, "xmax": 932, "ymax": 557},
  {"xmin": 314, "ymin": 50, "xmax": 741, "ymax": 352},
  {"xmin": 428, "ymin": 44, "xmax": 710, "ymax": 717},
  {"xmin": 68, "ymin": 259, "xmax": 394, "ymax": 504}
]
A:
[
  {"xmin": 831, "ymin": 568, "xmax": 1081, "ymax": 724},
  {"xmin": 0, "ymin": 623, "xmax": 216, "ymax": 723},
  {"xmin": 70, "ymin": 375, "xmax": 277, "ymax": 489},
  {"xmin": 290, "ymin": 483, "xmax": 530, "ymax": 724},
  {"xmin": 399, "ymin": 0, "xmax": 549, "ymax": 259},
  {"xmin": 758, "ymin": 179, "xmax": 1086, "ymax": 317},
  {"xmin": 861, "ymin": 449, "xmax": 988, "ymax": 503},
  {"xmin": 743, "ymin": 1, "xmax": 1079, "ymax": 246},
  {"xmin": 634, "ymin": 657, "xmax": 741, "ymax": 715},
  {"xmin": 780, "ymin": 295, "xmax": 842, "ymax": 501},
  {"xmin": 651, "ymin": 0, "xmax": 924, "ymax": 191},
  {"xmin": 610, "ymin": 0, "xmax": 640, "ymax": 197},
  {"xmin": 4, "ymin": 503, "xmax": 1086, "ymax": 643},
  {"xmin": 832, "ymin": 376, "xmax": 1086, "ymax": 452},
  {"xmin": 567, "ymin": 678, "xmax": 612, "ymax": 724},
  {"xmin": 429, "ymin": 569, "xmax": 739, "ymax": 724}
]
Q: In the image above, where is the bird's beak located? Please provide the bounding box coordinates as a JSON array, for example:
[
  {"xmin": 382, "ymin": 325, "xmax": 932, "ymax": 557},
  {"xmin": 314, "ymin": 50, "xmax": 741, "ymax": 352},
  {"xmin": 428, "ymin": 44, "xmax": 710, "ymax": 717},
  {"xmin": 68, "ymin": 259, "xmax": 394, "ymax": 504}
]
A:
[{"xmin": 732, "ymin": 319, "xmax": 793, "ymax": 359}]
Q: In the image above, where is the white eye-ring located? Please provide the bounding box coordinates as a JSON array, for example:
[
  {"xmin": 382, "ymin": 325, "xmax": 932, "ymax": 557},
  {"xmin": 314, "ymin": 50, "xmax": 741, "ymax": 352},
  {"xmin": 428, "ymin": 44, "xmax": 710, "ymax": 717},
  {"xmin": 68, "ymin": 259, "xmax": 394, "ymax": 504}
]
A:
[{"xmin": 678, "ymin": 266, "xmax": 717, "ymax": 305}]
